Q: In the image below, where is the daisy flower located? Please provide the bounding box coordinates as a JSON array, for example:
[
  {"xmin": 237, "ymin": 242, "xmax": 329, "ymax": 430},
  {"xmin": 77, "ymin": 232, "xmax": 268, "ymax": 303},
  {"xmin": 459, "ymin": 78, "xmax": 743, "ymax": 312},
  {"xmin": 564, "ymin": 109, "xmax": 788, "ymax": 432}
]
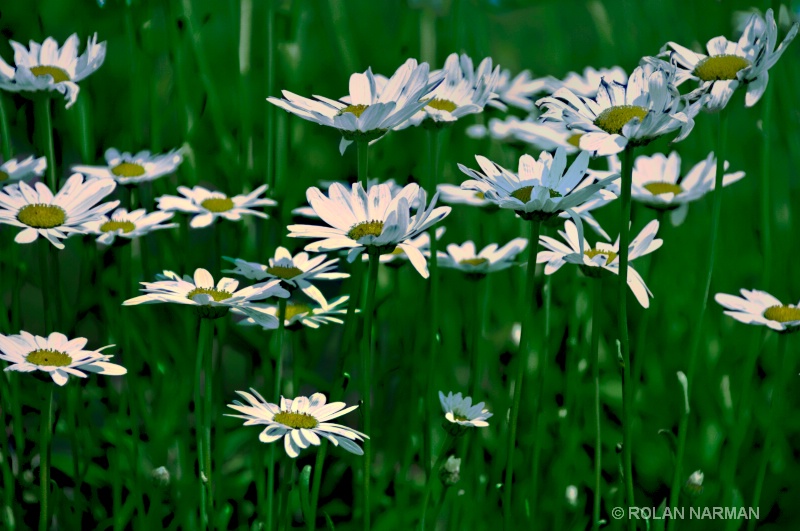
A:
[
  {"xmin": 236, "ymin": 295, "xmax": 352, "ymax": 330},
  {"xmin": 0, "ymin": 33, "xmax": 106, "ymax": 108},
  {"xmin": 268, "ymin": 58, "xmax": 440, "ymax": 154},
  {"xmin": 661, "ymin": 8, "xmax": 798, "ymax": 110},
  {"xmin": 482, "ymin": 67, "xmax": 547, "ymax": 112},
  {"xmin": 715, "ymin": 289, "xmax": 800, "ymax": 333},
  {"xmin": 223, "ymin": 247, "xmax": 348, "ymax": 306},
  {"xmin": 82, "ymin": 207, "xmax": 178, "ymax": 245},
  {"xmin": 227, "ymin": 389, "xmax": 368, "ymax": 458},
  {"xmin": 536, "ymin": 63, "xmax": 700, "ymax": 156},
  {"xmin": 287, "ymin": 182, "xmax": 450, "ymax": 278},
  {"xmin": 540, "ymin": 66, "xmax": 628, "ymax": 98},
  {"xmin": 0, "ymin": 173, "xmax": 118, "ymax": 249},
  {"xmin": 292, "ymin": 178, "xmax": 418, "ymax": 218},
  {"xmin": 123, "ymin": 267, "xmax": 290, "ymax": 324},
  {"xmin": 436, "ymin": 184, "xmax": 493, "ymax": 208},
  {"xmin": 157, "ymin": 184, "xmax": 275, "ymax": 228},
  {"xmin": 537, "ymin": 219, "xmax": 662, "ymax": 308},
  {"xmin": 552, "ymin": 169, "xmax": 618, "ymax": 241},
  {"xmin": 467, "ymin": 116, "xmax": 583, "ymax": 154},
  {"xmin": 438, "ymin": 391, "xmax": 492, "ymax": 435},
  {"xmin": 72, "ymin": 148, "xmax": 183, "ymax": 185},
  {"xmin": 437, "ymin": 238, "xmax": 528, "ymax": 279},
  {"xmin": 0, "ymin": 155, "xmax": 47, "ymax": 185},
  {"xmin": 0, "ymin": 331, "xmax": 126, "ymax": 386}
]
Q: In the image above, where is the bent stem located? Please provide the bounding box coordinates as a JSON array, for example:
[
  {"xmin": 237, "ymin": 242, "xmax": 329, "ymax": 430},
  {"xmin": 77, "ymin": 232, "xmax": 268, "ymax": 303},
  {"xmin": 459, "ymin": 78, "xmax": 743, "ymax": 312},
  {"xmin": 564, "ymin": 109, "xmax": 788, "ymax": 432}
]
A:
[
  {"xmin": 34, "ymin": 97, "xmax": 57, "ymax": 192},
  {"xmin": 361, "ymin": 250, "xmax": 380, "ymax": 531},
  {"xmin": 503, "ymin": 218, "xmax": 542, "ymax": 523},
  {"xmin": 39, "ymin": 385, "xmax": 53, "ymax": 531},
  {"xmin": 591, "ymin": 279, "xmax": 603, "ymax": 531},
  {"xmin": 420, "ymin": 434, "xmax": 452, "ymax": 530}
]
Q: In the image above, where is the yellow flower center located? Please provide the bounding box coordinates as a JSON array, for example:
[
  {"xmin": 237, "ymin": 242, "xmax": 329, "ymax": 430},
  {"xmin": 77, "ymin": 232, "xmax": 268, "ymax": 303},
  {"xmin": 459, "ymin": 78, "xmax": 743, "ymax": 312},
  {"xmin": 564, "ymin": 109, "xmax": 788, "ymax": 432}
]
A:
[
  {"xmin": 593, "ymin": 105, "xmax": 648, "ymax": 135},
  {"xmin": 273, "ymin": 410, "xmax": 319, "ymax": 429},
  {"xmin": 567, "ymin": 133, "xmax": 583, "ymax": 148},
  {"xmin": 510, "ymin": 186, "xmax": 562, "ymax": 203},
  {"xmin": 693, "ymin": 55, "xmax": 751, "ymax": 82},
  {"xmin": 452, "ymin": 413, "xmax": 470, "ymax": 422},
  {"xmin": 281, "ymin": 303, "xmax": 313, "ymax": 321},
  {"xmin": 643, "ymin": 182, "xmax": 683, "ymax": 196},
  {"xmin": 267, "ymin": 265, "xmax": 303, "ymax": 280},
  {"xmin": 111, "ymin": 162, "xmax": 146, "ymax": 178},
  {"xmin": 201, "ymin": 197, "xmax": 235, "ymax": 213},
  {"xmin": 0, "ymin": 170, "xmax": 9, "ymax": 182},
  {"xmin": 426, "ymin": 98, "xmax": 459, "ymax": 113},
  {"xmin": 30, "ymin": 65, "xmax": 71, "ymax": 83},
  {"xmin": 474, "ymin": 192, "xmax": 485, "ymax": 200},
  {"xmin": 763, "ymin": 305, "xmax": 800, "ymax": 323},
  {"xmin": 100, "ymin": 220, "xmax": 136, "ymax": 233},
  {"xmin": 389, "ymin": 247, "xmax": 405, "ymax": 256},
  {"xmin": 26, "ymin": 348, "xmax": 72, "ymax": 367},
  {"xmin": 17, "ymin": 204, "xmax": 66, "ymax": 228},
  {"xmin": 347, "ymin": 220, "xmax": 384, "ymax": 240},
  {"xmin": 338, "ymin": 104, "xmax": 369, "ymax": 118},
  {"xmin": 584, "ymin": 248, "xmax": 618, "ymax": 265},
  {"xmin": 460, "ymin": 258, "xmax": 488, "ymax": 266},
  {"xmin": 186, "ymin": 288, "xmax": 233, "ymax": 302}
]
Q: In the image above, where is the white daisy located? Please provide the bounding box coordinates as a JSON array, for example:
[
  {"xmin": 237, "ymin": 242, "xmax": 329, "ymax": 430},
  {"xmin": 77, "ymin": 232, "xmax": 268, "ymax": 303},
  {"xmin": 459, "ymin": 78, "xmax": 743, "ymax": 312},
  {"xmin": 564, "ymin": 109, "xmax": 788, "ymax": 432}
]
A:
[
  {"xmin": 552, "ymin": 169, "xmax": 618, "ymax": 241},
  {"xmin": 123, "ymin": 268, "xmax": 290, "ymax": 325},
  {"xmin": 0, "ymin": 34, "xmax": 106, "ymax": 108},
  {"xmin": 437, "ymin": 238, "xmax": 527, "ymax": 278},
  {"xmin": 483, "ymin": 67, "xmax": 547, "ymax": 112},
  {"xmin": 661, "ymin": 8, "xmax": 799, "ymax": 110},
  {"xmin": 0, "ymin": 155, "xmax": 47, "ymax": 185},
  {"xmin": 292, "ymin": 178, "xmax": 418, "ymax": 218},
  {"xmin": 268, "ymin": 58, "xmax": 440, "ymax": 154},
  {"xmin": 0, "ymin": 173, "xmax": 118, "ymax": 249},
  {"xmin": 157, "ymin": 184, "xmax": 276, "ymax": 228},
  {"xmin": 537, "ymin": 219, "xmax": 662, "ymax": 308},
  {"xmin": 72, "ymin": 147, "xmax": 183, "ymax": 185},
  {"xmin": 82, "ymin": 207, "xmax": 178, "ymax": 245},
  {"xmin": 715, "ymin": 289, "xmax": 800, "ymax": 333},
  {"xmin": 436, "ymin": 184, "xmax": 494, "ymax": 208},
  {"xmin": 536, "ymin": 63, "xmax": 700, "ymax": 156},
  {"xmin": 540, "ymin": 66, "xmax": 628, "ymax": 98},
  {"xmin": 466, "ymin": 116, "xmax": 584, "ymax": 155},
  {"xmin": 0, "ymin": 331, "xmax": 126, "ymax": 386},
  {"xmin": 227, "ymin": 389, "xmax": 368, "ymax": 458},
  {"xmin": 235, "ymin": 295, "xmax": 352, "ymax": 330},
  {"xmin": 287, "ymin": 182, "xmax": 450, "ymax": 278},
  {"xmin": 223, "ymin": 247, "xmax": 347, "ymax": 306},
  {"xmin": 438, "ymin": 391, "xmax": 492, "ymax": 434}
]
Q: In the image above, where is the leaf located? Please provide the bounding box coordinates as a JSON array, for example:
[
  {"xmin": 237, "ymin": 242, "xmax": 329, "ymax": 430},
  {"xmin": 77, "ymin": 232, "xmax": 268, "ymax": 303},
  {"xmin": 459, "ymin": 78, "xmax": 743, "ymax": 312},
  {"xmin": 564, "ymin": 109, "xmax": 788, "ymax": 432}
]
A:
[{"xmin": 299, "ymin": 465, "xmax": 312, "ymax": 528}]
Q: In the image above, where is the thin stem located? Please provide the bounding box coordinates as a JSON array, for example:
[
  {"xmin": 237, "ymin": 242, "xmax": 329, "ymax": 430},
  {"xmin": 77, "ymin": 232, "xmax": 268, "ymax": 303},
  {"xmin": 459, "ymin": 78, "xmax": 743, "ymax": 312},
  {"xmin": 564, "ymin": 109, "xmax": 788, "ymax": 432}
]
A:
[
  {"xmin": 38, "ymin": 242, "xmax": 53, "ymax": 332},
  {"xmin": 34, "ymin": 98, "xmax": 57, "ymax": 192},
  {"xmin": 361, "ymin": 251, "xmax": 380, "ymax": 531},
  {"xmin": 195, "ymin": 318, "xmax": 214, "ymax": 529},
  {"xmin": 0, "ymin": 93, "xmax": 11, "ymax": 159},
  {"xmin": 357, "ymin": 140, "xmax": 369, "ymax": 187},
  {"xmin": 617, "ymin": 143, "xmax": 636, "ymax": 527},
  {"xmin": 308, "ymin": 440, "xmax": 327, "ymax": 531},
  {"xmin": 420, "ymin": 434, "xmax": 452, "ymax": 530},
  {"xmin": 591, "ymin": 279, "xmax": 603, "ymax": 531},
  {"xmin": 760, "ymin": 74, "xmax": 773, "ymax": 290},
  {"xmin": 238, "ymin": 0, "xmax": 254, "ymax": 174},
  {"xmin": 39, "ymin": 385, "xmax": 53, "ymax": 531},
  {"xmin": 503, "ymin": 218, "xmax": 542, "ymax": 523},
  {"xmin": 267, "ymin": 298, "xmax": 288, "ymax": 531},
  {"xmin": 265, "ymin": 0, "xmax": 275, "ymax": 191},
  {"xmin": 203, "ymin": 320, "xmax": 214, "ymax": 529}
]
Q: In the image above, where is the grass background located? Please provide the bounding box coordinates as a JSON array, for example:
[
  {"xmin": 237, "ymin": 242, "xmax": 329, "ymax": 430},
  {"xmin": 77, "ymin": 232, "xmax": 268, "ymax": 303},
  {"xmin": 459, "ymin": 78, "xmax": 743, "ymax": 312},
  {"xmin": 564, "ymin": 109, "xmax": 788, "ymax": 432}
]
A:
[{"xmin": 1, "ymin": 0, "xmax": 799, "ymax": 529}]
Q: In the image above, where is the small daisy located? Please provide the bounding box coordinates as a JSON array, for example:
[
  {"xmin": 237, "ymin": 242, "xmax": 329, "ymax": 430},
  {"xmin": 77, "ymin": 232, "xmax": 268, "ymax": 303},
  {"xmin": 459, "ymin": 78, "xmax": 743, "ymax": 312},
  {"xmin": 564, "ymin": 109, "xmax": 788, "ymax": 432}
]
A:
[
  {"xmin": 437, "ymin": 238, "xmax": 527, "ymax": 278},
  {"xmin": 268, "ymin": 58, "xmax": 439, "ymax": 154},
  {"xmin": 537, "ymin": 63, "xmax": 700, "ymax": 156},
  {"xmin": 0, "ymin": 34, "xmax": 106, "ymax": 108},
  {"xmin": 484, "ymin": 67, "xmax": 547, "ymax": 112},
  {"xmin": 157, "ymin": 184, "xmax": 275, "ymax": 228},
  {"xmin": 287, "ymin": 182, "xmax": 450, "ymax": 278},
  {"xmin": 438, "ymin": 391, "xmax": 492, "ymax": 435},
  {"xmin": 236, "ymin": 295, "xmax": 352, "ymax": 330},
  {"xmin": 467, "ymin": 116, "xmax": 583, "ymax": 154},
  {"xmin": 0, "ymin": 155, "xmax": 47, "ymax": 185},
  {"xmin": 227, "ymin": 389, "xmax": 368, "ymax": 458},
  {"xmin": 366, "ymin": 227, "xmax": 446, "ymax": 267},
  {"xmin": 540, "ymin": 66, "xmax": 628, "ymax": 98},
  {"xmin": 292, "ymin": 178, "xmax": 418, "ymax": 218},
  {"xmin": 223, "ymin": 247, "xmax": 348, "ymax": 306},
  {"xmin": 0, "ymin": 331, "xmax": 126, "ymax": 386},
  {"xmin": 82, "ymin": 207, "xmax": 178, "ymax": 245},
  {"xmin": 715, "ymin": 289, "xmax": 800, "ymax": 333},
  {"xmin": 0, "ymin": 174, "xmax": 118, "ymax": 249},
  {"xmin": 537, "ymin": 219, "xmax": 662, "ymax": 308},
  {"xmin": 661, "ymin": 8, "xmax": 798, "ymax": 110},
  {"xmin": 72, "ymin": 148, "xmax": 183, "ymax": 185},
  {"xmin": 436, "ymin": 184, "xmax": 494, "ymax": 208},
  {"xmin": 123, "ymin": 268, "xmax": 290, "ymax": 325}
]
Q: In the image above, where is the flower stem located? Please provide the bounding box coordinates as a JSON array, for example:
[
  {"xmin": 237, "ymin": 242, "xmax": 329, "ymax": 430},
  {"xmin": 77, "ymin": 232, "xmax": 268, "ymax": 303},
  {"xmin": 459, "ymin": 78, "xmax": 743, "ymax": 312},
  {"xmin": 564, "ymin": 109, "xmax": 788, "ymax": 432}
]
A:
[
  {"xmin": 759, "ymin": 74, "xmax": 773, "ymax": 290},
  {"xmin": 591, "ymin": 278, "xmax": 603, "ymax": 531},
  {"xmin": 357, "ymin": 140, "xmax": 369, "ymax": 187},
  {"xmin": 503, "ymin": 217, "xmax": 542, "ymax": 523},
  {"xmin": 34, "ymin": 97, "xmax": 57, "ymax": 192},
  {"xmin": 617, "ymin": 143, "xmax": 636, "ymax": 528},
  {"xmin": 267, "ymin": 298, "xmax": 288, "ymax": 530},
  {"xmin": 39, "ymin": 384, "xmax": 53, "ymax": 531},
  {"xmin": 265, "ymin": 0, "xmax": 275, "ymax": 191},
  {"xmin": 0, "ymin": 93, "xmax": 11, "ymax": 159},
  {"xmin": 420, "ymin": 434, "xmax": 452, "ymax": 529},
  {"xmin": 195, "ymin": 318, "xmax": 214, "ymax": 529},
  {"xmin": 361, "ymin": 250, "xmax": 380, "ymax": 531},
  {"xmin": 38, "ymin": 242, "xmax": 53, "ymax": 332}
]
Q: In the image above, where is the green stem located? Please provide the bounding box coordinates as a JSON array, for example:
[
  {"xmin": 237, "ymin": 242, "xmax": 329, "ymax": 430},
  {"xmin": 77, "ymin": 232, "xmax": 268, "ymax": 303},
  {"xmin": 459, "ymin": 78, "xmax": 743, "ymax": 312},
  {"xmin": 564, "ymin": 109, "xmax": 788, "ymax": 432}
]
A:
[
  {"xmin": 39, "ymin": 385, "xmax": 53, "ymax": 531},
  {"xmin": 195, "ymin": 318, "xmax": 214, "ymax": 529},
  {"xmin": 503, "ymin": 218, "xmax": 542, "ymax": 523},
  {"xmin": 34, "ymin": 98, "xmax": 57, "ymax": 192},
  {"xmin": 591, "ymin": 279, "xmax": 603, "ymax": 531},
  {"xmin": 617, "ymin": 144, "xmax": 636, "ymax": 528},
  {"xmin": 759, "ymin": 75, "xmax": 773, "ymax": 290},
  {"xmin": 307, "ymin": 440, "xmax": 326, "ymax": 531},
  {"xmin": 239, "ymin": 0, "xmax": 254, "ymax": 175},
  {"xmin": 361, "ymin": 251, "xmax": 380, "ymax": 531},
  {"xmin": 267, "ymin": 298, "xmax": 288, "ymax": 531},
  {"xmin": 0, "ymin": 370, "xmax": 15, "ymax": 529},
  {"xmin": 203, "ymin": 321, "xmax": 214, "ymax": 529},
  {"xmin": 357, "ymin": 140, "xmax": 369, "ymax": 187},
  {"xmin": 0, "ymin": 93, "xmax": 11, "ymax": 159},
  {"xmin": 420, "ymin": 434, "xmax": 452, "ymax": 530},
  {"xmin": 265, "ymin": 0, "xmax": 275, "ymax": 191},
  {"xmin": 38, "ymin": 242, "xmax": 53, "ymax": 332}
]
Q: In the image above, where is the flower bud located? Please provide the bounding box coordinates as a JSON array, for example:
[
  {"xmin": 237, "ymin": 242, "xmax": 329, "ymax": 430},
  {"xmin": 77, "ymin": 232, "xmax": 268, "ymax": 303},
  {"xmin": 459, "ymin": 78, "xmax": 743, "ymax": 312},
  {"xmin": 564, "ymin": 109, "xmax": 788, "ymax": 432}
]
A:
[{"xmin": 439, "ymin": 456, "xmax": 461, "ymax": 486}]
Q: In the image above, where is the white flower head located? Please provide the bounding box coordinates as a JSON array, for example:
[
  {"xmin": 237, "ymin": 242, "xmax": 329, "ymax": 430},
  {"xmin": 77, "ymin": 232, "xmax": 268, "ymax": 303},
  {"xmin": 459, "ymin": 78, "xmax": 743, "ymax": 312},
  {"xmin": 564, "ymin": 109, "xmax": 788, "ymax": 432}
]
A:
[
  {"xmin": 82, "ymin": 207, "xmax": 178, "ymax": 245},
  {"xmin": 537, "ymin": 219, "xmax": 662, "ymax": 308},
  {"xmin": 437, "ymin": 238, "xmax": 528, "ymax": 278},
  {"xmin": 227, "ymin": 389, "xmax": 368, "ymax": 458},
  {"xmin": 661, "ymin": 8, "xmax": 799, "ymax": 111},
  {"xmin": 540, "ymin": 66, "xmax": 628, "ymax": 98},
  {"xmin": 537, "ymin": 63, "xmax": 700, "ymax": 156},
  {"xmin": 0, "ymin": 155, "xmax": 47, "ymax": 185},
  {"xmin": 0, "ymin": 174, "xmax": 118, "ymax": 249},
  {"xmin": 157, "ymin": 184, "xmax": 276, "ymax": 229},
  {"xmin": 268, "ymin": 58, "xmax": 440, "ymax": 154},
  {"xmin": 72, "ymin": 148, "xmax": 183, "ymax": 185},
  {"xmin": 488, "ymin": 68, "xmax": 549, "ymax": 111},
  {"xmin": 438, "ymin": 391, "xmax": 492, "ymax": 435},
  {"xmin": 715, "ymin": 289, "xmax": 800, "ymax": 333},
  {"xmin": 436, "ymin": 184, "xmax": 494, "ymax": 208},
  {"xmin": 0, "ymin": 331, "xmax": 126, "ymax": 386},
  {"xmin": 0, "ymin": 33, "xmax": 106, "ymax": 108},
  {"xmin": 235, "ymin": 295, "xmax": 352, "ymax": 330},
  {"xmin": 467, "ymin": 116, "xmax": 584, "ymax": 155},
  {"xmin": 287, "ymin": 182, "xmax": 450, "ymax": 278},
  {"xmin": 292, "ymin": 178, "xmax": 419, "ymax": 218},
  {"xmin": 123, "ymin": 267, "xmax": 290, "ymax": 325}
]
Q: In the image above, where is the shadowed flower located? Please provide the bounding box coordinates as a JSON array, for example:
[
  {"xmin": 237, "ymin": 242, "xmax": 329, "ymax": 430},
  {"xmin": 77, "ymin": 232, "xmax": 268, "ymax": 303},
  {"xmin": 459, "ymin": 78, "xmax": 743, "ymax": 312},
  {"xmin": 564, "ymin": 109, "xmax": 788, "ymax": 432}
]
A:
[
  {"xmin": 439, "ymin": 391, "xmax": 492, "ymax": 435},
  {"xmin": 235, "ymin": 295, "xmax": 353, "ymax": 330},
  {"xmin": 715, "ymin": 289, "xmax": 800, "ymax": 333},
  {"xmin": 0, "ymin": 155, "xmax": 47, "ymax": 185},
  {"xmin": 82, "ymin": 207, "xmax": 178, "ymax": 245},
  {"xmin": 437, "ymin": 238, "xmax": 528, "ymax": 278},
  {"xmin": 73, "ymin": 148, "xmax": 183, "ymax": 185},
  {"xmin": 157, "ymin": 184, "xmax": 276, "ymax": 228}
]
